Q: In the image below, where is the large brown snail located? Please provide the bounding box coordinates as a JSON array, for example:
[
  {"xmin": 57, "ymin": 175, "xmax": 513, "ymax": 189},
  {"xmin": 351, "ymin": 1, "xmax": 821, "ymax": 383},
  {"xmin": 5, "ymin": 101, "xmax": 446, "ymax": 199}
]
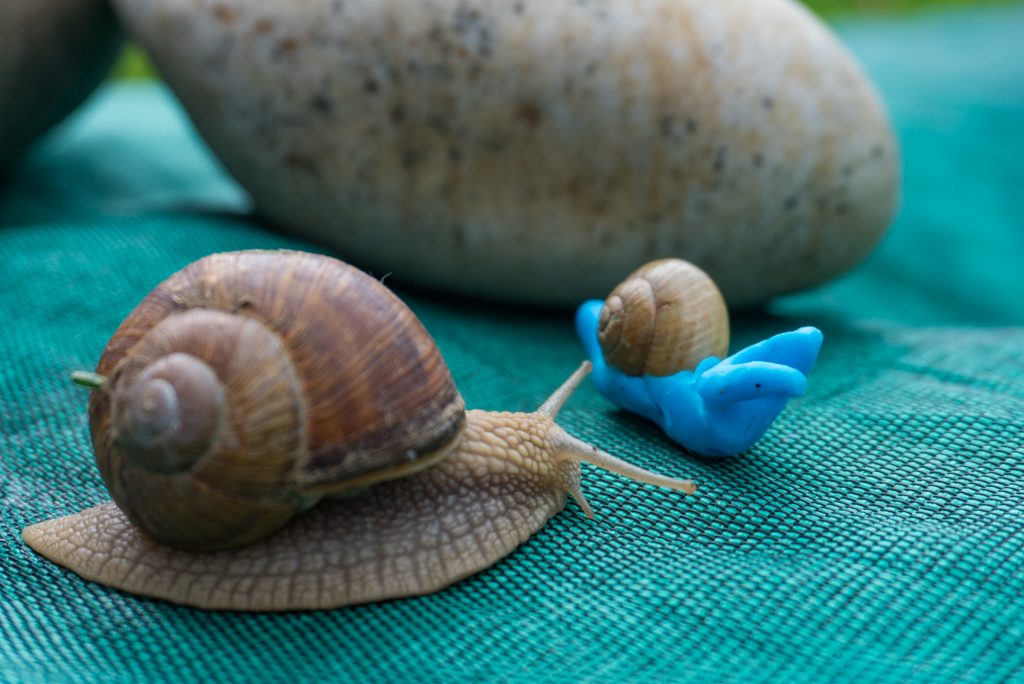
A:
[{"xmin": 23, "ymin": 250, "xmax": 696, "ymax": 611}]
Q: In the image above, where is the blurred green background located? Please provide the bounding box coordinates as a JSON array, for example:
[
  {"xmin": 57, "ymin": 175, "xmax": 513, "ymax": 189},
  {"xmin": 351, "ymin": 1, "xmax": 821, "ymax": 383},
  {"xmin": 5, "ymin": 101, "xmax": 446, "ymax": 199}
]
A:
[{"xmin": 110, "ymin": 0, "xmax": 1024, "ymax": 79}]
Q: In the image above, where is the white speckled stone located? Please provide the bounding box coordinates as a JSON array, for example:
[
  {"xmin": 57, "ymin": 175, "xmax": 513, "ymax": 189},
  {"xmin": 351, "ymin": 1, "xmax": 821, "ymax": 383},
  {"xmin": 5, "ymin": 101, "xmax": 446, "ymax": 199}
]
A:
[
  {"xmin": 0, "ymin": 0, "xmax": 121, "ymax": 168},
  {"xmin": 113, "ymin": 0, "xmax": 899, "ymax": 306}
]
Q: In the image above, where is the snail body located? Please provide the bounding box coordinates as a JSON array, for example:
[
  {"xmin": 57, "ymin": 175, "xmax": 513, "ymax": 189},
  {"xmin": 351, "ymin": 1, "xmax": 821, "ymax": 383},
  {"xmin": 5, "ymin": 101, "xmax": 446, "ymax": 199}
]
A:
[{"xmin": 24, "ymin": 250, "xmax": 696, "ymax": 611}]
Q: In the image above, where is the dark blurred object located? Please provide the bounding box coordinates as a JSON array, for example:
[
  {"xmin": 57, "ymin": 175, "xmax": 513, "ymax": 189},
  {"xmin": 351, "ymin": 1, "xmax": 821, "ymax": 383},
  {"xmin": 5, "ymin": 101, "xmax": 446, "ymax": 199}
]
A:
[{"xmin": 0, "ymin": 0, "xmax": 121, "ymax": 169}]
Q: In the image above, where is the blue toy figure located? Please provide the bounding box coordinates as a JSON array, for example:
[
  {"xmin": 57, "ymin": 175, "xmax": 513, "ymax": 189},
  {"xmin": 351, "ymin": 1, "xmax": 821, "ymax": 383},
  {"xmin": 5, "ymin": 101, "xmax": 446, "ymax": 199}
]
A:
[{"xmin": 576, "ymin": 299, "xmax": 823, "ymax": 456}]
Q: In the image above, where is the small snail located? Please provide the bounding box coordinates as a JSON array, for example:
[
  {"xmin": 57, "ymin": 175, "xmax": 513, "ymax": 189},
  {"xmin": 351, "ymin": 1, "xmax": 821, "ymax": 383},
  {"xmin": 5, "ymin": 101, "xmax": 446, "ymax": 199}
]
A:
[
  {"xmin": 598, "ymin": 259, "xmax": 730, "ymax": 376},
  {"xmin": 23, "ymin": 250, "xmax": 696, "ymax": 611},
  {"xmin": 578, "ymin": 258, "xmax": 824, "ymax": 456}
]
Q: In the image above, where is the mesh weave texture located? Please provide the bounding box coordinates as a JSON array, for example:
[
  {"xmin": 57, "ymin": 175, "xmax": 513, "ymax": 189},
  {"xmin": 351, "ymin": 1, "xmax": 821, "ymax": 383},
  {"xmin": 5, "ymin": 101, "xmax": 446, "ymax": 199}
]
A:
[{"xmin": 2, "ymin": 7, "xmax": 1023, "ymax": 683}]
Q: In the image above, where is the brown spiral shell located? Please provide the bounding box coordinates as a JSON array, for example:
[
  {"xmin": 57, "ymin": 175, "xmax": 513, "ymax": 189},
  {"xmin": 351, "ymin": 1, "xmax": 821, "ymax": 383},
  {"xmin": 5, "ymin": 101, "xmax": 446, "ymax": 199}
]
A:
[
  {"xmin": 88, "ymin": 250, "xmax": 465, "ymax": 551},
  {"xmin": 598, "ymin": 259, "xmax": 730, "ymax": 376}
]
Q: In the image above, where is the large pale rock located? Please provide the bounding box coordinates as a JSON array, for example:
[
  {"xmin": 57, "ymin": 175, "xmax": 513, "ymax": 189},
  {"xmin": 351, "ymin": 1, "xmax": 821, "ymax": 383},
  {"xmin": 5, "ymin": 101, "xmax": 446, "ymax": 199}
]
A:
[
  {"xmin": 114, "ymin": 0, "xmax": 899, "ymax": 306},
  {"xmin": 0, "ymin": 0, "xmax": 121, "ymax": 168}
]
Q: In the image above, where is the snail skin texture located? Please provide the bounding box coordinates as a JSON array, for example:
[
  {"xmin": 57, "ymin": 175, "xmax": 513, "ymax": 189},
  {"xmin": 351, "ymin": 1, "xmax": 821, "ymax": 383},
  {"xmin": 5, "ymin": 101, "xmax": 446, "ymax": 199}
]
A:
[
  {"xmin": 110, "ymin": 0, "xmax": 899, "ymax": 306},
  {"xmin": 0, "ymin": 0, "xmax": 120, "ymax": 167},
  {"xmin": 23, "ymin": 251, "xmax": 697, "ymax": 612}
]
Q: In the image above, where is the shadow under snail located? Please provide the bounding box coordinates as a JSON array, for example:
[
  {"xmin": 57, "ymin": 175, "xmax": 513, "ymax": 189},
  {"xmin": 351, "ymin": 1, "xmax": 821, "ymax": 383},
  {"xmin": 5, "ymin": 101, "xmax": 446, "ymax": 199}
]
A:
[{"xmin": 23, "ymin": 250, "xmax": 697, "ymax": 612}]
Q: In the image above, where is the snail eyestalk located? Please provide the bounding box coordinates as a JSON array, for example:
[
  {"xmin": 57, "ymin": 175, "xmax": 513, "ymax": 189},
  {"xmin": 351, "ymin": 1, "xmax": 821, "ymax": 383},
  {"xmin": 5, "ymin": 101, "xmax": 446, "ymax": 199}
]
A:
[
  {"xmin": 537, "ymin": 361, "xmax": 593, "ymax": 418},
  {"xmin": 554, "ymin": 430, "xmax": 698, "ymax": 495},
  {"xmin": 71, "ymin": 371, "xmax": 107, "ymax": 390},
  {"xmin": 540, "ymin": 361, "xmax": 698, "ymax": 496}
]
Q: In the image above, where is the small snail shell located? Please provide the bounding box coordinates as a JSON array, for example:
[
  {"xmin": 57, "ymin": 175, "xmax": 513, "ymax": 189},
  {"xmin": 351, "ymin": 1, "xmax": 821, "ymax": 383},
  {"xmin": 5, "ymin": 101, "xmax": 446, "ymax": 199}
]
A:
[
  {"xmin": 598, "ymin": 259, "xmax": 729, "ymax": 376},
  {"xmin": 24, "ymin": 250, "xmax": 696, "ymax": 611},
  {"xmin": 82, "ymin": 250, "xmax": 465, "ymax": 551}
]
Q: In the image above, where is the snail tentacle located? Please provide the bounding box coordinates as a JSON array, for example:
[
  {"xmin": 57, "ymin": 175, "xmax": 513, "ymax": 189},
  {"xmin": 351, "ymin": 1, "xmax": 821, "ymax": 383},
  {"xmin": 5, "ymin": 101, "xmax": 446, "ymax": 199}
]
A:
[
  {"xmin": 539, "ymin": 360, "xmax": 698, "ymax": 509},
  {"xmin": 72, "ymin": 371, "xmax": 107, "ymax": 390},
  {"xmin": 553, "ymin": 428, "xmax": 698, "ymax": 495},
  {"xmin": 537, "ymin": 361, "xmax": 592, "ymax": 418}
]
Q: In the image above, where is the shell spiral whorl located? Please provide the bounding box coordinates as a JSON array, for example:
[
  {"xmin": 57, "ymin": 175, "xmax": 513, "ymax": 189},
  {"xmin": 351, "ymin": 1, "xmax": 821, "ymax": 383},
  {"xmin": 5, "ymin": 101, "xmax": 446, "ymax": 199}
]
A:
[
  {"xmin": 98, "ymin": 307, "xmax": 308, "ymax": 550},
  {"xmin": 117, "ymin": 352, "xmax": 225, "ymax": 474}
]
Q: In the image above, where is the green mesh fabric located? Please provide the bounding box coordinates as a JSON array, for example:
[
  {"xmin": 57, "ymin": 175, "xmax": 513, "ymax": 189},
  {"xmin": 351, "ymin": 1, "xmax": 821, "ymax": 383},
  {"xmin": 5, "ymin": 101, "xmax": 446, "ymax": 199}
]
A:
[{"xmin": 2, "ymin": 7, "xmax": 1024, "ymax": 683}]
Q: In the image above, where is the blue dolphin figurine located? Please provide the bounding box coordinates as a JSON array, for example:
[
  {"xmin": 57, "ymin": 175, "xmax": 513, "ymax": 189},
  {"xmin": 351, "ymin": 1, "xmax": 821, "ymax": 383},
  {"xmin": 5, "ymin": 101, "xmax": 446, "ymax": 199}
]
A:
[{"xmin": 576, "ymin": 300, "xmax": 823, "ymax": 456}]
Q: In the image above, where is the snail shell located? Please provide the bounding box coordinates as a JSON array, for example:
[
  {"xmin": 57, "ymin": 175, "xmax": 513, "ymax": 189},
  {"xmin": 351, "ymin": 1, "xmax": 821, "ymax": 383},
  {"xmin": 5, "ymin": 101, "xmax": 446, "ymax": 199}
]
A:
[
  {"xmin": 598, "ymin": 259, "xmax": 729, "ymax": 376},
  {"xmin": 88, "ymin": 250, "xmax": 464, "ymax": 550}
]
